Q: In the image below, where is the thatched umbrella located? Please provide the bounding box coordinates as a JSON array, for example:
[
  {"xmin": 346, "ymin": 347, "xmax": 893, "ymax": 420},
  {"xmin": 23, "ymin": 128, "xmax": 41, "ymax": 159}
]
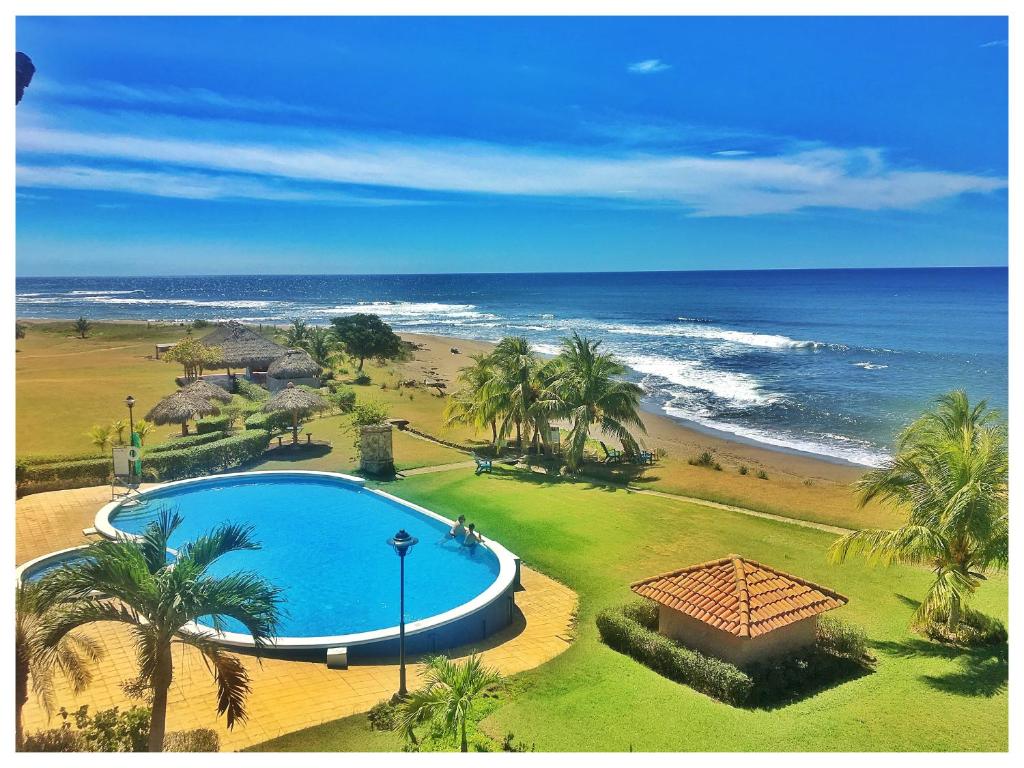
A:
[
  {"xmin": 204, "ymin": 320, "xmax": 288, "ymax": 372},
  {"xmin": 263, "ymin": 382, "xmax": 327, "ymax": 444},
  {"xmin": 268, "ymin": 348, "xmax": 321, "ymax": 383},
  {"xmin": 180, "ymin": 377, "xmax": 232, "ymax": 404},
  {"xmin": 146, "ymin": 391, "xmax": 220, "ymax": 436}
]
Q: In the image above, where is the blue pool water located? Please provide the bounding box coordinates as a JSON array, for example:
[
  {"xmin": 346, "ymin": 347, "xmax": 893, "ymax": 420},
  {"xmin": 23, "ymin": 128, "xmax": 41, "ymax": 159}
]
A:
[{"xmin": 108, "ymin": 475, "xmax": 501, "ymax": 639}]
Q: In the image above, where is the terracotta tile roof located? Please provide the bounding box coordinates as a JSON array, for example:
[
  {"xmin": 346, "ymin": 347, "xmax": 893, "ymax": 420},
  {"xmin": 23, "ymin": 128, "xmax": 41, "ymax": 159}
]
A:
[{"xmin": 630, "ymin": 555, "xmax": 848, "ymax": 639}]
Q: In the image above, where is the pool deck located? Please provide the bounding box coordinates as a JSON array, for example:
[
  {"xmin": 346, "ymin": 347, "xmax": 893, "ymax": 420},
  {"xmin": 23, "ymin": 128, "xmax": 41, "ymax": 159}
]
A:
[{"xmin": 16, "ymin": 483, "xmax": 579, "ymax": 751}]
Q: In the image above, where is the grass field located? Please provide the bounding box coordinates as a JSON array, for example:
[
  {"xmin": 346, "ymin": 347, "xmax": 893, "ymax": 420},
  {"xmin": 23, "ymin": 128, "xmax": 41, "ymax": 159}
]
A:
[{"xmin": 254, "ymin": 467, "xmax": 1008, "ymax": 752}]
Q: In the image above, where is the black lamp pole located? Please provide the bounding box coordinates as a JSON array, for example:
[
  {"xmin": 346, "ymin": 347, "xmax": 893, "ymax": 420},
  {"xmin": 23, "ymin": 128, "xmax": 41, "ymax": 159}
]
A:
[
  {"xmin": 388, "ymin": 529, "xmax": 418, "ymax": 698},
  {"xmin": 125, "ymin": 395, "xmax": 136, "ymax": 436}
]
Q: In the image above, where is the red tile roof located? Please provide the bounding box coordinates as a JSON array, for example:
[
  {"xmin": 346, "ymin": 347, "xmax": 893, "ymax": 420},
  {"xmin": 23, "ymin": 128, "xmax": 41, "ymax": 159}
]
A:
[{"xmin": 630, "ymin": 555, "xmax": 848, "ymax": 638}]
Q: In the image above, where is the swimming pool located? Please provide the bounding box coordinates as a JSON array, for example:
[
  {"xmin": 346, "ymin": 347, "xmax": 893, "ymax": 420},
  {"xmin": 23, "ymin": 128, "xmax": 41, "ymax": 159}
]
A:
[{"xmin": 91, "ymin": 471, "xmax": 519, "ymax": 656}]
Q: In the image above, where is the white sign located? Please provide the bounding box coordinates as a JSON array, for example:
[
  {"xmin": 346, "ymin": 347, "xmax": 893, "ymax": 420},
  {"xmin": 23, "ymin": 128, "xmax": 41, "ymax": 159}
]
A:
[{"xmin": 112, "ymin": 446, "xmax": 140, "ymax": 477}]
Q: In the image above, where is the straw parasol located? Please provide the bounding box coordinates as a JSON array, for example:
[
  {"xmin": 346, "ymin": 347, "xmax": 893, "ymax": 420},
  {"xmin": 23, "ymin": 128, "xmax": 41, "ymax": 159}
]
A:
[
  {"xmin": 180, "ymin": 377, "xmax": 233, "ymax": 404},
  {"xmin": 203, "ymin": 320, "xmax": 288, "ymax": 372},
  {"xmin": 268, "ymin": 348, "xmax": 321, "ymax": 382},
  {"xmin": 263, "ymin": 382, "xmax": 327, "ymax": 444},
  {"xmin": 146, "ymin": 391, "xmax": 221, "ymax": 436}
]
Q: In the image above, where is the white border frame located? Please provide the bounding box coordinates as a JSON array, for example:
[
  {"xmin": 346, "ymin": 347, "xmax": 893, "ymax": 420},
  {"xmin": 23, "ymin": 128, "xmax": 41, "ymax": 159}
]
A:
[{"xmin": 92, "ymin": 470, "xmax": 519, "ymax": 651}]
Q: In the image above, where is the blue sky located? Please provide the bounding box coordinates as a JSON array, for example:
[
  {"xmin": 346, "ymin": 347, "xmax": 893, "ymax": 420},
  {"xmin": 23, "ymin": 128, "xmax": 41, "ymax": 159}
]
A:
[{"xmin": 15, "ymin": 16, "xmax": 1008, "ymax": 276}]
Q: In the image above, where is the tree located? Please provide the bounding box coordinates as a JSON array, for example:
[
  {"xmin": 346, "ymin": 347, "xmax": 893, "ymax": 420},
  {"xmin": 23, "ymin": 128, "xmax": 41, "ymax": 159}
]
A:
[
  {"xmin": 133, "ymin": 419, "xmax": 155, "ymax": 446},
  {"xmin": 164, "ymin": 335, "xmax": 222, "ymax": 381},
  {"xmin": 444, "ymin": 353, "xmax": 500, "ymax": 445},
  {"xmin": 399, "ymin": 654, "xmax": 503, "ymax": 752},
  {"xmin": 548, "ymin": 333, "xmax": 647, "ymax": 471},
  {"xmin": 110, "ymin": 419, "xmax": 128, "ymax": 447},
  {"xmin": 283, "ymin": 319, "xmax": 310, "ymax": 348},
  {"xmin": 39, "ymin": 509, "xmax": 281, "ymax": 751},
  {"xmin": 488, "ymin": 336, "xmax": 550, "ymax": 451},
  {"xmin": 829, "ymin": 391, "xmax": 1008, "ymax": 631},
  {"xmin": 330, "ymin": 314, "xmax": 402, "ymax": 371},
  {"xmin": 16, "ymin": 322, "xmax": 26, "ymax": 340},
  {"xmin": 87, "ymin": 425, "xmax": 112, "ymax": 451},
  {"xmin": 73, "ymin": 317, "xmax": 91, "ymax": 339},
  {"xmin": 303, "ymin": 326, "xmax": 337, "ymax": 368},
  {"xmin": 15, "ymin": 583, "xmax": 101, "ymax": 750}
]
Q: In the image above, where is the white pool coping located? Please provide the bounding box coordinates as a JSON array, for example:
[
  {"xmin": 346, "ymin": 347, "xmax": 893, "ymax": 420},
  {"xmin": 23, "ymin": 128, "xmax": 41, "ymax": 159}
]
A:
[
  {"xmin": 92, "ymin": 469, "xmax": 520, "ymax": 652},
  {"xmin": 15, "ymin": 545, "xmax": 92, "ymax": 586}
]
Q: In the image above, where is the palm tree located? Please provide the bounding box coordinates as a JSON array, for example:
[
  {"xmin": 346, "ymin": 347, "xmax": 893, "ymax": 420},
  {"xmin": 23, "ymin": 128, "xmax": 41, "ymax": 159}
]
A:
[
  {"xmin": 489, "ymin": 337, "xmax": 543, "ymax": 451},
  {"xmin": 110, "ymin": 418, "xmax": 128, "ymax": 447},
  {"xmin": 444, "ymin": 353, "xmax": 501, "ymax": 445},
  {"xmin": 283, "ymin": 319, "xmax": 310, "ymax": 348},
  {"xmin": 548, "ymin": 333, "xmax": 647, "ymax": 471},
  {"xmin": 73, "ymin": 316, "xmax": 92, "ymax": 339},
  {"xmin": 39, "ymin": 509, "xmax": 281, "ymax": 751},
  {"xmin": 302, "ymin": 326, "xmax": 336, "ymax": 368},
  {"xmin": 133, "ymin": 419, "xmax": 155, "ymax": 446},
  {"xmin": 399, "ymin": 654, "xmax": 503, "ymax": 752},
  {"xmin": 87, "ymin": 424, "xmax": 112, "ymax": 451},
  {"xmin": 829, "ymin": 391, "xmax": 1008, "ymax": 630}
]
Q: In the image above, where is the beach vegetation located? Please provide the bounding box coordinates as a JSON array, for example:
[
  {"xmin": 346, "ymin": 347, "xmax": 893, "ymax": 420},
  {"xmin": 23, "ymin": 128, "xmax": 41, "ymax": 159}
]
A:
[
  {"xmin": 36, "ymin": 509, "xmax": 281, "ymax": 751},
  {"xmin": 399, "ymin": 654, "xmax": 504, "ymax": 752},
  {"xmin": 756, "ymin": 469, "xmax": 769, "ymax": 480},
  {"xmin": 16, "ymin": 321, "xmax": 27, "ymax": 339},
  {"xmin": 110, "ymin": 418, "xmax": 128, "ymax": 446},
  {"xmin": 191, "ymin": 319, "xmax": 210, "ymax": 330},
  {"xmin": 86, "ymin": 424, "xmax": 113, "ymax": 451},
  {"xmin": 330, "ymin": 314, "xmax": 403, "ymax": 371},
  {"xmin": 163, "ymin": 335, "xmax": 222, "ymax": 381},
  {"xmin": 829, "ymin": 391, "xmax": 1007, "ymax": 635},
  {"xmin": 283, "ymin": 319, "xmax": 310, "ymax": 348},
  {"xmin": 302, "ymin": 326, "xmax": 337, "ymax": 368},
  {"xmin": 738, "ymin": 465, "xmax": 748, "ymax": 475},
  {"xmin": 132, "ymin": 419, "xmax": 155, "ymax": 445},
  {"xmin": 444, "ymin": 352, "xmax": 501, "ymax": 445},
  {"xmin": 73, "ymin": 316, "xmax": 91, "ymax": 339}
]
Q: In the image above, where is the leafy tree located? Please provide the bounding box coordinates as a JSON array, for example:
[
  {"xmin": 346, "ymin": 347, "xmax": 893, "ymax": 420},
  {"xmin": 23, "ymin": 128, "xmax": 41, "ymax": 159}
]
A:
[
  {"xmin": 302, "ymin": 326, "xmax": 337, "ymax": 368},
  {"xmin": 488, "ymin": 336, "xmax": 553, "ymax": 451},
  {"xmin": 399, "ymin": 654, "xmax": 503, "ymax": 752},
  {"xmin": 444, "ymin": 352, "xmax": 501, "ymax": 445},
  {"xmin": 330, "ymin": 314, "xmax": 402, "ymax": 371},
  {"xmin": 87, "ymin": 424, "xmax": 112, "ymax": 451},
  {"xmin": 15, "ymin": 584, "xmax": 101, "ymax": 750},
  {"xmin": 283, "ymin": 319, "xmax": 310, "ymax": 348},
  {"xmin": 39, "ymin": 509, "xmax": 281, "ymax": 751},
  {"xmin": 548, "ymin": 333, "xmax": 646, "ymax": 471},
  {"xmin": 829, "ymin": 391, "xmax": 1008, "ymax": 631},
  {"xmin": 164, "ymin": 335, "xmax": 222, "ymax": 381},
  {"xmin": 73, "ymin": 316, "xmax": 92, "ymax": 339}
]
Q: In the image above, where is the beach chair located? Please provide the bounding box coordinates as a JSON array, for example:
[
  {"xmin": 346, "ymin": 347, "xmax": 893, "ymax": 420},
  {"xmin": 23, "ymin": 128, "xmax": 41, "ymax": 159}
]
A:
[
  {"xmin": 638, "ymin": 450, "xmax": 655, "ymax": 465},
  {"xmin": 474, "ymin": 455, "xmax": 493, "ymax": 475},
  {"xmin": 599, "ymin": 442, "xmax": 623, "ymax": 464}
]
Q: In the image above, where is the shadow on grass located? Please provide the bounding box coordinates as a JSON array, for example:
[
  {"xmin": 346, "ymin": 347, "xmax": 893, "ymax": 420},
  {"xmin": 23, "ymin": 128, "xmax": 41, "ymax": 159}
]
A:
[
  {"xmin": 481, "ymin": 464, "xmax": 644, "ymax": 494},
  {"xmin": 873, "ymin": 636, "xmax": 1008, "ymax": 698},
  {"xmin": 746, "ymin": 656, "xmax": 874, "ymax": 710},
  {"xmin": 259, "ymin": 442, "xmax": 334, "ymax": 462}
]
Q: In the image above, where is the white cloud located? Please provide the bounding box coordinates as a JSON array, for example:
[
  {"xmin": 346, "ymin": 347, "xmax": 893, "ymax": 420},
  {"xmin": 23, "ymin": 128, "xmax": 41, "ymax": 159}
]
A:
[
  {"xmin": 15, "ymin": 121, "xmax": 1005, "ymax": 216},
  {"xmin": 712, "ymin": 150, "xmax": 753, "ymax": 157},
  {"xmin": 627, "ymin": 59, "xmax": 671, "ymax": 74},
  {"xmin": 980, "ymin": 39, "xmax": 1008, "ymax": 48}
]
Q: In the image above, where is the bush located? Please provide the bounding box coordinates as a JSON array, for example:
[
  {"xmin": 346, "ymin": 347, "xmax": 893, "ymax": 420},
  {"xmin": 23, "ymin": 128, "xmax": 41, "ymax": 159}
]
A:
[
  {"xmin": 67, "ymin": 704, "xmax": 150, "ymax": 752},
  {"xmin": 367, "ymin": 699, "xmax": 399, "ymax": 731},
  {"xmin": 20, "ymin": 457, "xmax": 112, "ymax": 485},
  {"xmin": 351, "ymin": 401, "xmax": 390, "ymax": 428},
  {"xmin": 18, "ymin": 451, "xmax": 106, "ymax": 466},
  {"xmin": 687, "ymin": 451, "xmax": 717, "ymax": 469},
  {"xmin": 21, "ymin": 727, "xmax": 83, "ymax": 752},
  {"xmin": 196, "ymin": 414, "xmax": 232, "ymax": 434},
  {"xmin": 328, "ymin": 386, "xmax": 357, "ymax": 413},
  {"xmin": 756, "ymin": 469, "xmax": 769, "ymax": 480},
  {"xmin": 191, "ymin": 319, "xmax": 210, "ymax": 329},
  {"xmin": 243, "ymin": 410, "xmax": 293, "ymax": 433},
  {"xmin": 738, "ymin": 465, "xmax": 748, "ymax": 475},
  {"xmin": 817, "ymin": 615, "xmax": 869, "ymax": 660},
  {"xmin": 163, "ymin": 729, "xmax": 220, "ymax": 752},
  {"xmin": 144, "ymin": 430, "xmax": 271, "ymax": 481},
  {"xmin": 596, "ymin": 605, "xmax": 753, "ymax": 706},
  {"xmin": 235, "ymin": 379, "xmax": 268, "ymax": 401},
  {"xmin": 352, "ymin": 372, "xmax": 372, "ymax": 386},
  {"xmin": 146, "ymin": 431, "xmax": 225, "ymax": 453},
  {"xmin": 920, "ymin": 607, "xmax": 1008, "ymax": 647}
]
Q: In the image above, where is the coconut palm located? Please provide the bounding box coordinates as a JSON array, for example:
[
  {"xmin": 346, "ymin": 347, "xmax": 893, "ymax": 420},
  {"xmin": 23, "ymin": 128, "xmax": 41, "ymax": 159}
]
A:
[
  {"xmin": 15, "ymin": 583, "xmax": 101, "ymax": 750},
  {"xmin": 829, "ymin": 390, "xmax": 1008, "ymax": 630},
  {"xmin": 399, "ymin": 654, "xmax": 503, "ymax": 752},
  {"xmin": 548, "ymin": 333, "xmax": 646, "ymax": 471},
  {"xmin": 133, "ymin": 419, "xmax": 155, "ymax": 446},
  {"xmin": 110, "ymin": 418, "xmax": 129, "ymax": 446},
  {"xmin": 444, "ymin": 353, "xmax": 501, "ymax": 445},
  {"xmin": 302, "ymin": 326, "xmax": 337, "ymax": 368},
  {"xmin": 283, "ymin": 319, "xmax": 310, "ymax": 348},
  {"xmin": 488, "ymin": 336, "xmax": 544, "ymax": 450},
  {"xmin": 87, "ymin": 424, "xmax": 112, "ymax": 451},
  {"xmin": 38, "ymin": 509, "xmax": 281, "ymax": 751}
]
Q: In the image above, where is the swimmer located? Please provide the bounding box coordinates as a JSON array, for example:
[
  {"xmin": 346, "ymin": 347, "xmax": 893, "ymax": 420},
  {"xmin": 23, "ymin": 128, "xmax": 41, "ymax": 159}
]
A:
[{"xmin": 448, "ymin": 515, "xmax": 467, "ymax": 538}]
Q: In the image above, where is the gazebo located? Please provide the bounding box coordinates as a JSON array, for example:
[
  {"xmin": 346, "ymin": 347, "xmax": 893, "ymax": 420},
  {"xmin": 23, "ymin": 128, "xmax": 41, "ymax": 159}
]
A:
[
  {"xmin": 630, "ymin": 555, "xmax": 848, "ymax": 666},
  {"xmin": 263, "ymin": 382, "xmax": 327, "ymax": 444},
  {"xmin": 203, "ymin": 320, "xmax": 288, "ymax": 377},
  {"xmin": 145, "ymin": 391, "xmax": 221, "ymax": 436},
  {"xmin": 179, "ymin": 377, "xmax": 233, "ymax": 404},
  {"xmin": 267, "ymin": 348, "xmax": 321, "ymax": 392}
]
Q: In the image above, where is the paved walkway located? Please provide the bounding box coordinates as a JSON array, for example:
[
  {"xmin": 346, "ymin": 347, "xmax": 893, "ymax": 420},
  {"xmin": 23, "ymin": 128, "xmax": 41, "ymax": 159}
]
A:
[{"xmin": 16, "ymin": 484, "xmax": 578, "ymax": 751}]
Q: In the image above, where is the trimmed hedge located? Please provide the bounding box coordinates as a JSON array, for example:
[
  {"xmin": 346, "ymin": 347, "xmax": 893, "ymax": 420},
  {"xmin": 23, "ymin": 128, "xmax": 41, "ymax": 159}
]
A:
[
  {"xmin": 144, "ymin": 430, "xmax": 271, "ymax": 481},
  {"xmin": 196, "ymin": 414, "xmax": 232, "ymax": 434},
  {"xmin": 243, "ymin": 410, "xmax": 293, "ymax": 433},
  {"xmin": 19, "ymin": 457, "xmax": 112, "ymax": 485},
  {"xmin": 18, "ymin": 451, "xmax": 107, "ymax": 466},
  {"xmin": 146, "ymin": 431, "xmax": 225, "ymax": 453},
  {"xmin": 596, "ymin": 602, "xmax": 753, "ymax": 706}
]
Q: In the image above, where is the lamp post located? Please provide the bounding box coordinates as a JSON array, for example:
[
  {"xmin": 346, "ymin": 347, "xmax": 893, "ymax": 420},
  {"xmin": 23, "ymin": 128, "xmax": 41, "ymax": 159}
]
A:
[
  {"xmin": 125, "ymin": 395, "xmax": 136, "ymax": 436},
  {"xmin": 387, "ymin": 529, "xmax": 418, "ymax": 698}
]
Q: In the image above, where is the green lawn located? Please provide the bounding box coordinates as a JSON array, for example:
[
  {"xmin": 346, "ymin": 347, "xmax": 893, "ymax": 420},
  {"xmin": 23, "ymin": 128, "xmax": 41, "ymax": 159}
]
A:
[{"xmin": 254, "ymin": 466, "xmax": 1008, "ymax": 752}]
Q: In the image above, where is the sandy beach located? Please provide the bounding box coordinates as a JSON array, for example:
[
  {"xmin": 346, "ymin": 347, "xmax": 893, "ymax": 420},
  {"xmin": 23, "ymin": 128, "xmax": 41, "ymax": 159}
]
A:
[{"xmin": 397, "ymin": 332, "xmax": 866, "ymax": 486}]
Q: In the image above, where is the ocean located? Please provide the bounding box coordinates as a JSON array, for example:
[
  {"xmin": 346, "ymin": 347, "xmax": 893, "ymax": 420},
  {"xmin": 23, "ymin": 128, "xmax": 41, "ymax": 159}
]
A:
[{"xmin": 16, "ymin": 268, "xmax": 1007, "ymax": 467}]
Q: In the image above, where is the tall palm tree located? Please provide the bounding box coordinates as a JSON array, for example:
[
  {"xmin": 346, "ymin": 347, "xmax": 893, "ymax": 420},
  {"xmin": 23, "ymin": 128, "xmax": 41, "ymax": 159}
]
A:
[
  {"xmin": 399, "ymin": 654, "xmax": 503, "ymax": 752},
  {"xmin": 39, "ymin": 509, "xmax": 281, "ymax": 751},
  {"xmin": 302, "ymin": 326, "xmax": 336, "ymax": 368},
  {"xmin": 829, "ymin": 390, "xmax": 1008, "ymax": 630},
  {"xmin": 548, "ymin": 332, "xmax": 647, "ymax": 471},
  {"xmin": 283, "ymin": 319, "xmax": 310, "ymax": 348},
  {"xmin": 15, "ymin": 583, "xmax": 102, "ymax": 750},
  {"xmin": 489, "ymin": 336, "xmax": 542, "ymax": 451},
  {"xmin": 444, "ymin": 353, "xmax": 501, "ymax": 445}
]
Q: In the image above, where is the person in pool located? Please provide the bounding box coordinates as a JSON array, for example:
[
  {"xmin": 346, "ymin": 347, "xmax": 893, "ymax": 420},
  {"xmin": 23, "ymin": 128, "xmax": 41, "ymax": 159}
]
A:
[
  {"xmin": 448, "ymin": 515, "xmax": 467, "ymax": 539},
  {"xmin": 463, "ymin": 523, "xmax": 483, "ymax": 547}
]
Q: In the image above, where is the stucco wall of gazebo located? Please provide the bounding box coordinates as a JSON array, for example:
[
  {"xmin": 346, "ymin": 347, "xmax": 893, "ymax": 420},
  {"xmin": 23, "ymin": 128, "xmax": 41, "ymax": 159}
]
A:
[{"xmin": 657, "ymin": 605, "xmax": 818, "ymax": 667}]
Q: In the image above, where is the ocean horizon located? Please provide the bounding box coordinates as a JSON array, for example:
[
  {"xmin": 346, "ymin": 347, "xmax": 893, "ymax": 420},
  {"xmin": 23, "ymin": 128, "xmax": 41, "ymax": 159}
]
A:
[{"xmin": 17, "ymin": 266, "xmax": 1008, "ymax": 468}]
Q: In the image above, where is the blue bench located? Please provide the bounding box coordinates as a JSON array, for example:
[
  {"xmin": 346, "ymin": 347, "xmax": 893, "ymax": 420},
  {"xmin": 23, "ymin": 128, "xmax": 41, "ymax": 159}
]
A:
[{"xmin": 474, "ymin": 456, "xmax": 493, "ymax": 475}]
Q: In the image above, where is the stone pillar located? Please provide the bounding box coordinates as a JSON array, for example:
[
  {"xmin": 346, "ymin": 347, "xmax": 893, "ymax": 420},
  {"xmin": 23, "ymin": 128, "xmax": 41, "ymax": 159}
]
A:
[{"xmin": 359, "ymin": 423, "xmax": 394, "ymax": 475}]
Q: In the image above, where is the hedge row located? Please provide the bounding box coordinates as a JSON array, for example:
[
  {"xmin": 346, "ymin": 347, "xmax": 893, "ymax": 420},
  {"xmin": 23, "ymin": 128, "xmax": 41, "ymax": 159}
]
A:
[
  {"xmin": 243, "ymin": 410, "xmax": 293, "ymax": 433},
  {"xmin": 144, "ymin": 430, "xmax": 271, "ymax": 481},
  {"xmin": 146, "ymin": 431, "xmax": 226, "ymax": 453},
  {"xmin": 17, "ymin": 456, "xmax": 112, "ymax": 484},
  {"xmin": 18, "ymin": 451, "xmax": 107, "ymax": 466},
  {"xmin": 196, "ymin": 414, "xmax": 233, "ymax": 434},
  {"xmin": 596, "ymin": 602, "xmax": 754, "ymax": 706}
]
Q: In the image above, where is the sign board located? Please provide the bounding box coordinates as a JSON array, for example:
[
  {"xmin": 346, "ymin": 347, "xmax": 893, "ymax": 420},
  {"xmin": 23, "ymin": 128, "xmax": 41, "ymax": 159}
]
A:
[
  {"xmin": 112, "ymin": 446, "xmax": 141, "ymax": 477},
  {"xmin": 548, "ymin": 426, "xmax": 561, "ymax": 453}
]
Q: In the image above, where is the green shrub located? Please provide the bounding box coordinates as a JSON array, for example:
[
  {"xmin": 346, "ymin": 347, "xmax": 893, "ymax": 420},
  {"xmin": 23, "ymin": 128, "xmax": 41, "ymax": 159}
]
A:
[
  {"xmin": 687, "ymin": 451, "xmax": 717, "ymax": 469},
  {"xmin": 619, "ymin": 599, "xmax": 659, "ymax": 629},
  {"xmin": 367, "ymin": 699, "xmax": 399, "ymax": 731},
  {"xmin": 352, "ymin": 372, "xmax": 372, "ymax": 386},
  {"xmin": 756, "ymin": 469, "xmax": 769, "ymax": 480},
  {"xmin": 163, "ymin": 729, "xmax": 220, "ymax": 752},
  {"xmin": 243, "ymin": 410, "xmax": 293, "ymax": 433},
  {"xmin": 817, "ymin": 615, "xmax": 869, "ymax": 660},
  {"xmin": 595, "ymin": 605, "xmax": 753, "ymax": 706},
  {"xmin": 329, "ymin": 386, "xmax": 357, "ymax": 413},
  {"xmin": 20, "ymin": 457, "xmax": 112, "ymax": 484},
  {"xmin": 191, "ymin": 319, "xmax": 210, "ymax": 329},
  {"xmin": 920, "ymin": 608, "xmax": 1007, "ymax": 647},
  {"xmin": 146, "ymin": 431, "xmax": 225, "ymax": 453},
  {"xmin": 67, "ymin": 704, "xmax": 150, "ymax": 752},
  {"xmin": 351, "ymin": 401, "xmax": 390, "ymax": 428},
  {"xmin": 196, "ymin": 414, "xmax": 232, "ymax": 434},
  {"xmin": 18, "ymin": 451, "xmax": 106, "ymax": 466},
  {"xmin": 144, "ymin": 430, "xmax": 271, "ymax": 481},
  {"xmin": 21, "ymin": 726, "xmax": 83, "ymax": 752},
  {"xmin": 738, "ymin": 465, "xmax": 748, "ymax": 475},
  {"xmin": 235, "ymin": 379, "xmax": 268, "ymax": 401}
]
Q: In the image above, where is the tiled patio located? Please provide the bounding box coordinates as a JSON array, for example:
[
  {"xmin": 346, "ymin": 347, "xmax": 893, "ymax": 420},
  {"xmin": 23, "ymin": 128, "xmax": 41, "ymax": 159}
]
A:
[{"xmin": 16, "ymin": 483, "xmax": 578, "ymax": 751}]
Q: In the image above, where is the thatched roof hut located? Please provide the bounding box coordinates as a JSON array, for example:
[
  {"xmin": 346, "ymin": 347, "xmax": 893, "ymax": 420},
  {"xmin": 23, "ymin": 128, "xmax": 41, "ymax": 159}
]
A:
[
  {"xmin": 264, "ymin": 382, "xmax": 327, "ymax": 443},
  {"xmin": 268, "ymin": 348, "xmax": 321, "ymax": 380},
  {"xmin": 146, "ymin": 391, "xmax": 220, "ymax": 436},
  {"xmin": 180, "ymin": 377, "xmax": 233, "ymax": 404},
  {"xmin": 203, "ymin": 320, "xmax": 288, "ymax": 371}
]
